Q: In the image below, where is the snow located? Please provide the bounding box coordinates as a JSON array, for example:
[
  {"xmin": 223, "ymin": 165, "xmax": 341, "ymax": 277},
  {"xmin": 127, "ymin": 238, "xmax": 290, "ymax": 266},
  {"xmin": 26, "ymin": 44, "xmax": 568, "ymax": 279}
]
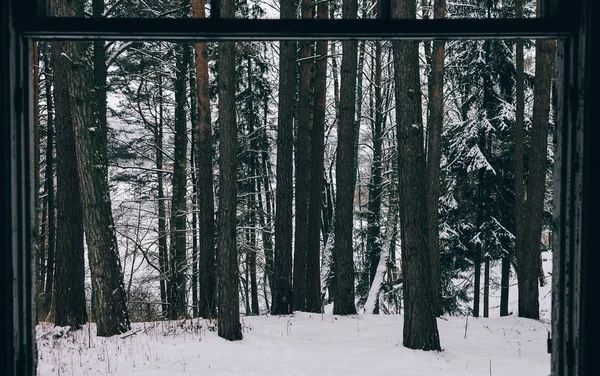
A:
[
  {"xmin": 37, "ymin": 256, "xmax": 553, "ymax": 376},
  {"xmin": 36, "ymin": 313, "xmax": 550, "ymax": 376},
  {"xmin": 37, "ymin": 313, "xmax": 551, "ymax": 375}
]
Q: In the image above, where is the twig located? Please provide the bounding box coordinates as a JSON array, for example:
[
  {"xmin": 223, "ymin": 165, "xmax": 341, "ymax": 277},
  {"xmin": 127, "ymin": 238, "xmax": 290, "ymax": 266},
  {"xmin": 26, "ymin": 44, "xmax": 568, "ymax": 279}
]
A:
[{"xmin": 120, "ymin": 329, "xmax": 142, "ymax": 339}]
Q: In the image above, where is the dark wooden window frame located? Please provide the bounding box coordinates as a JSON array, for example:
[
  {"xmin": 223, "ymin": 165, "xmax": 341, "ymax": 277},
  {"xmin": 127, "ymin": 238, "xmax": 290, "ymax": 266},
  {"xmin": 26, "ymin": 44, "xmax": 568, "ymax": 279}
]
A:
[{"xmin": 2, "ymin": 0, "xmax": 595, "ymax": 375}]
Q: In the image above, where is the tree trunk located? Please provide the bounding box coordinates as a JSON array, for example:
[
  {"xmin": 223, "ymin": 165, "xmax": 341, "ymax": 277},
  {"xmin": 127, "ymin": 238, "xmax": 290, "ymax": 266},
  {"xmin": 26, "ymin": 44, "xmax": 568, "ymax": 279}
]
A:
[
  {"xmin": 192, "ymin": 0, "xmax": 217, "ymax": 320},
  {"xmin": 473, "ymin": 242, "xmax": 481, "ymax": 317},
  {"xmin": 518, "ymin": 37, "xmax": 556, "ymax": 320},
  {"xmin": 41, "ymin": 45, "xmax": 56, "ymax": 320},
  {"xmin": 33, "ymin": 41, "xmax": 41, "ymax": 322},
  {"xmin": 43, "ymin": 55, "xmax": 56, "ymax": 316},
  {"xmin": 217, "ymin": 0, "xmax": 242, "ymax": 341},
  {"xmin": 190, "ymin": 66, "xmax": 199, "ymax": 318},
  {"xmin": 500, "ymin": 255, "xmax": 510, "ymax": 316},
  {"xmin": 53, "ymin": 0, "xmax": 131, "ymax": 337},
  {"xmin": 306, "ymin": 2, "xmax": 328, "ymax": 314},
  {"xmin": 156, "ymin": 73, "xmax": 169, "ymax": 318},
  {"xmin": 292, "ymin": 0, "xmax": 313, "ymax": 312},
  {"xmin": 333, "ymin": 0, "xmax": 358, "ymax": 316},
  {"xmin": 169, "ymin": 41, "xmax": 189, "ymax": 320},
  {"xmin": 257, "ymin": 177, "xmax": 270, "ymax": 311},
  {"xmin": 367, "ymin": 35, "xmax": 383, "ymax": 288},
  {"xmin": 425, "ymin": 0, "xmax": 446, "ymax": 316},
  {"xmin": 271, "ymin": 0, "xmax": 296, "ymax": 316},
  {"xmin": 246, "ymin": 57, "xmax": 260, "ymax": 316},
  {"xmin": 259, "ymin": 107, "xmax": 274, "ymax": 295},
  {"xmin": 364, "ymin": 193, "xmax": 398, "ymax": 314},
  {"xmin": 483, "ymin": 258, "xmax": 490, "ymax": 317},
  {"xmin": 52, "ymin": 37, "xmax": 87, "ymax": 329},
  {"xmin": 37, "ymin": 44, "xmax": 49, "ymax": 319},
  {"xmin": 352, "ymin": 39, "xmax": 365, "ymax": 187},
  {"xmin": 392, "ymin": 0, "xmax": 441, "ymax": 351},
  {"xmin": 244, "ymin": 252, "xmax": 251, "ymax": 315},
  {"xmin": 510, "ymin": 0, "xmax": 525, "ymax": 320}
]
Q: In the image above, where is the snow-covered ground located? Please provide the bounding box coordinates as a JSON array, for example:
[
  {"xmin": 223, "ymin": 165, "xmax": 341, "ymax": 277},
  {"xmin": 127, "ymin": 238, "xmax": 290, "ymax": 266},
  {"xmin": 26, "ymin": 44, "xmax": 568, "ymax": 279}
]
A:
[
  {"xmin": 37, "ymin": 256, "xmax": 552, "ymax": 376},
  {"xmin": 37, "ymin": 313, "xmax": 550, "ymax": 376}
]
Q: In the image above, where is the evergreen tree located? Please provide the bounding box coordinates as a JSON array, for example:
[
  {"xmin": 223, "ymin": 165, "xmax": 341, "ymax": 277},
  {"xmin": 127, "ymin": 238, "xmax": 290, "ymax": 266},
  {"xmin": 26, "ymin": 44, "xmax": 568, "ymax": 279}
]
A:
[
  {"xmin": 333, "ymin": 0, "xmax": 359, "ymax": 316},
  {"xmin": 272, "ymin": 0, "xmax": 296, "ymax": 316},
  {"xmin": 392, "ymin": 0, "xmax": 441, "ymax": 350},
  {"xmin": 217, "ymin": 0, "xmax": 243, "ymax": 340}
]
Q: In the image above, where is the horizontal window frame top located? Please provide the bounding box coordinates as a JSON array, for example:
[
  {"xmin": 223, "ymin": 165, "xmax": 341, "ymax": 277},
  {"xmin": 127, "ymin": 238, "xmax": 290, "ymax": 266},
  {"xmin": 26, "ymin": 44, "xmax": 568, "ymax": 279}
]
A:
[{"xmin": 23, "ymin": 18, "xmax": 571, "ymax": 41}]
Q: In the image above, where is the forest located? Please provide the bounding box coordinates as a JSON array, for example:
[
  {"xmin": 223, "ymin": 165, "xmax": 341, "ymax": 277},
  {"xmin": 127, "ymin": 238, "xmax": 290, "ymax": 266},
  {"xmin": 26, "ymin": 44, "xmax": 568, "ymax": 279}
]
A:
[{"xmin": 35, "ymin": 0, "xmax": 555, "ymax": 362}]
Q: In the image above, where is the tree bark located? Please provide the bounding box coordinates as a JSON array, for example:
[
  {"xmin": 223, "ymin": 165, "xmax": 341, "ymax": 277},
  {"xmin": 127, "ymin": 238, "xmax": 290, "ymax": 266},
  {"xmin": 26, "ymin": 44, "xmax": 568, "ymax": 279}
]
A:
[
  {"xmin": 33, "ymin": 41, "xmax": 41, "ymax": 322},
  {"xmin": 246, "ymin": 56, "xmax": 260, "ymax": 316},
  {"xmin": 306, "ymin": 1, "xmax": 328, "ymax": 314},
  {"xmin": 192, "ymin": 0, "xmax": 217, "ymax": 320},
  {"xmin": 190, "ymin": 66, "xmax": 199, "ymax": 318},
  {"xmin": 333, "ymin": 0, "xmax": 358, "ymax": 316},
  {"xmin": 500, "ymin": 254, "xmax": 510, "ymax": 316},
  {"xmin": 52, "ymin": 0, "xmax": 131, "ymax": 337},
  {"xmin": 260, "ymin": 104, "xmax": 274, "ymax": 295},
  {"xmin": 156, "ymin": 73, "xmax": 169, "ymax": 318},
  {"xmin": 217, "ymin": 0, "xmax": 243, "ymax": 341},
  {"xmin": 292, "ymin": 0, "xmax": 313, "ymax": 312},
  {"xmin": 52, "ymin": 37, "xmax": 87, "ymax": 329},
  {"xmin": 425, "ymin": 0, "xmax": 446, "ymax": 316},
  {"xmin": 518, "ymin": 38, "xmax": 556, "ymax": 320},
  {"xmin": 392, "ymin": 0, "xmax": 441, "ymax": 351},
  {"xmin": 41, "ymin": 45, "xmax": 56, "ymax": 320},
  {"xmin": 510, "ymin": 0, "xmax": 525, "ymax": 319},
  {"xmin": 483, "ymin": 258, "xmax": 490, "ymax": 317},
  {"xmin": 271, "ymin": 0, "xmax": 296, "ymax": 316},
  {"xmin": 169, "ymin": 40, "xmax": 190, "ymax": 319}
]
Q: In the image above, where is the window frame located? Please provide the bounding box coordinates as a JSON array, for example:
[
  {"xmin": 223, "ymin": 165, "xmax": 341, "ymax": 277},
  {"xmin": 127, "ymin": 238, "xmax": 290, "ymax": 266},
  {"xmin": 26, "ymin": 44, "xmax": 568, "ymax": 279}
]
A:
[{"xmin": 2, "ymin": 1, "xmax": 594, "ymax": 376}]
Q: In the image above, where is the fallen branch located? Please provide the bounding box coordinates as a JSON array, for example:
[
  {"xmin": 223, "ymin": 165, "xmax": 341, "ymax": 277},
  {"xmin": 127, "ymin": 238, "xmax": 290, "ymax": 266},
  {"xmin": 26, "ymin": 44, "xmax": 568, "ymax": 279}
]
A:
[{"xmin": 120, "ymin": 329, "xmax": 142, "ymax": 339}]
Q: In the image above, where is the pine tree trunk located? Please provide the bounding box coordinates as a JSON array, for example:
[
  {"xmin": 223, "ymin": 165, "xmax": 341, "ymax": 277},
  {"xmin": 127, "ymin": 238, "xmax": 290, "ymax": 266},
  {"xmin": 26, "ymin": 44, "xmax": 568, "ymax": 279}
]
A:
[
  {"xmin": 473, "ymin": 241, "xmax": 481, "ymax": 317},
  {"xmin": 511, "ymin": 0, "xmax": 525, "ymax": 320},
  {"xmin": 169, "ymin": 41, "xmax": 189, "ymax": 319},
  {"xmin": 246, "ymin": 59, "xmax": 260, "ymax": 316},
  {"xmin": 156, "ymin": 75, "xmax": 169, "ymax": 318},
  {"xmin": 392, "ymin": 0, "xmax": 441, "ymax": 351},
  {"xmin": 323, "ymin": 171, "xmax": 335, "ymax": 302},
  {"xmin": 52, "ymin": 0, "xmax": 131, "ymax": 336},
  {"xmin": 37, "ymin": 44, "xmax": 51, "ymax": 319},
  {"xmin": 190, "ymin": 67, "xmax": 199, "ymax": 318},
  {"xmin": 353, "ymin": 39, "xmax": 365, "ymax": 188},
  {"xmin": 500, "ymin": 256, "xmax": 510, "ymax": 316},
  {"xmin": 216, "ymin": 0, "xmax": 242, "ymax": 341},
  {"xmin": 33, "ymin": 41, "xmax": 41, "ymax": 322},
  {"xmin": 333, "ymin": 0, "xmax": 358, "ymax": 316},
  {"xmin": 52, "ymin": 37, "xmax": 87, "ymax": 329},
  {"xmin": 306, "ymin": 3, "xmax": 328, "ymax": 314},
  {"xmin": 41, "ymin": 45, "xmax": 56, "ymax": 320},
  {"xmin": 244, "ymin": 252, "xmax": 251, "ymax": 315},
  {"xmin": 292, "ymin": 0, "xmax": 313, "ymax": 312},
  {"xmin": 367, "ymin": 36, "xmax": 383, "ymax": 287},
  {"xmin": 518, "ymin": 38, "xmax": 555, "ymax": 320},
  {"xmin": 260, "ymin": 128, "xmax": 274, "ymax": 295},
  {"xmin": 425, "ymin": 0, "xmax": 446, "ymax": 316},
  {"xmin": 43, "ymin": 75, "xmax": 56, "ymax": 317},
  {"xmin": 192, "ymin": 0, "xmax": 217, "ymax": 320},
  {"xmin": 260, "ymin": 104, "xmax": 274, "ymax": 295},
  {"xmin": 271, "ymin": 0, "xmax": 296, "ymax": 316},
  {"xmin": 483, "ymin": 258, "xmax": 490, "ymax": 317}
]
